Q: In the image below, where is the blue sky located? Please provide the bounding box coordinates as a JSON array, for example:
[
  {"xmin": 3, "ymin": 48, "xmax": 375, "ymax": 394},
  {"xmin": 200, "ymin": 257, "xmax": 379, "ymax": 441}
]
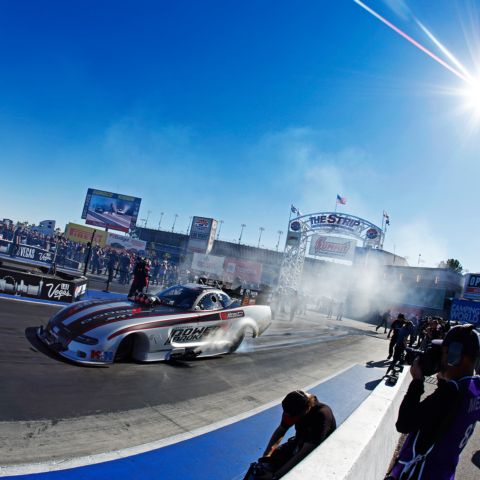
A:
[{"xmin": 1, "ymin": 0, "xmax": 480, "ymax": 272}]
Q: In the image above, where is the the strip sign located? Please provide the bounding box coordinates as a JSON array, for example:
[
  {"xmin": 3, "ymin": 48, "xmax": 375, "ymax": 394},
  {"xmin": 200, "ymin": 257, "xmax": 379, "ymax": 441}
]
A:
[
  {"xmin": 289, "ymin": 212, "xmax": 383, "ymax": 247},
  {"xmin": 309, "ymin": 234, "xmax": 356, "ymax": 262}
]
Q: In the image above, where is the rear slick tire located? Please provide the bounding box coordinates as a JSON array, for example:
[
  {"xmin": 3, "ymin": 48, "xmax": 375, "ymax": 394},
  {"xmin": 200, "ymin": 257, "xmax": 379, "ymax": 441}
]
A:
[{"xmin": 229, "ymin": 332, "xmax": 245, "ymax": 353}]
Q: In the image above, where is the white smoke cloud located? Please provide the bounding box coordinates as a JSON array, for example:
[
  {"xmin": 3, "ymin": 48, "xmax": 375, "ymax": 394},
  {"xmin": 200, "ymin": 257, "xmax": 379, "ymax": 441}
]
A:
[{"xmin": 388, "ymin": 218, "xmax": 449, "ymax": 268}]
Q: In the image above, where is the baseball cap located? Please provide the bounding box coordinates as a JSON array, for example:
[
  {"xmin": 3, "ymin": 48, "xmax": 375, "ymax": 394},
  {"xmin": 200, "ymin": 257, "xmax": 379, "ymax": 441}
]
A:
[
  {"xmin": 397, "ymin": 313, "xmax": 405, "ymax": 320},
  {"xmin": 433, "ymin": 324, "xmax": 480, "ymax": 361},
  {"xmin": 282, "ymin": 390, "xmax": 309, "ymax": 419}
]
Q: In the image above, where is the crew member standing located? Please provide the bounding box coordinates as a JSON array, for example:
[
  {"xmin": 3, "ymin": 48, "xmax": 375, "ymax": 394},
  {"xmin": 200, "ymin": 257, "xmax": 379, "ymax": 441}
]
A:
[
  {"xmin": 128, "ymin": 257, "xmax": 150, "ymax": 298},
  {"xmin": 387, "ymin": 313, "xmax": 405, "ymax": 360},
  {"xmin": 376, "ymin": 309, "xmax": 391, "ymax": 334}
]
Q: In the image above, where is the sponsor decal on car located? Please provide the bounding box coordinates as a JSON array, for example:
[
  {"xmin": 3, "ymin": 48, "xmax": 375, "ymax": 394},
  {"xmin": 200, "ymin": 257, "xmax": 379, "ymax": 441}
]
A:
[
  {"xmin": 220, "ymin": 310, "xmax": 245, "ymax": 320},
  {"xmin": 165, "ymin": 325, "xmax": 221, "ymax": 344},
  {"xmin": 90, "ymin": 350, "xmax": 114, "ymax": 362}
]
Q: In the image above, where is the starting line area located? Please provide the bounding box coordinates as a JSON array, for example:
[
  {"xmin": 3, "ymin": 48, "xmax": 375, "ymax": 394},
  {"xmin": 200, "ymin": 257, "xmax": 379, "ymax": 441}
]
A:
[{"xmin": 2, "ymin": 364, "xmax": 383, "ymax": 480}]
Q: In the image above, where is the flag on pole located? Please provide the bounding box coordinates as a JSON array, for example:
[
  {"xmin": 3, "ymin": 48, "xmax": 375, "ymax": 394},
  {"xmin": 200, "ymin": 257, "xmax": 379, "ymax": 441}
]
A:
[
  {"xmin": 291, "ymin": 204, "xmax": 298, "ymax": 214},
  {"xmin": 383, "ymin": 211, "xmax": 390, "ymax": 225},
  {"xmin": 336, "ymin": 194, "xmax": 347, "ymax": 205}
]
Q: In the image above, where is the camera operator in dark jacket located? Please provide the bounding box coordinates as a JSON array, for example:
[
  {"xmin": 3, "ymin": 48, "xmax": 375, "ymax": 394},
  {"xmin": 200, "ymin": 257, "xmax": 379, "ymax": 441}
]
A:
[{"xmin": 386, "ymin": 324, "xmax": 480, "ymax": 480}]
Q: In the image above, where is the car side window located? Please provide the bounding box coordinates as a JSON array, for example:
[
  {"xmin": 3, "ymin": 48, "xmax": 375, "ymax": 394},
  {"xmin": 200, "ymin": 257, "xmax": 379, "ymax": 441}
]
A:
[
  {"xmin": 218, "ymin": 292, "xmax": 233, "ymax": 308},
  {"xmin": 198, "ymin": 293, "xmax": 221, "ymax": 311}
]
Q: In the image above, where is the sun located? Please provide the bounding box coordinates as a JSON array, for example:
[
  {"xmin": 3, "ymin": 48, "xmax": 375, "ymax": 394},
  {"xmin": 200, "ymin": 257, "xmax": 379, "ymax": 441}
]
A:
[{"xmin": 462, "ymin": 81, "xmax": 480, "ymax": 118}]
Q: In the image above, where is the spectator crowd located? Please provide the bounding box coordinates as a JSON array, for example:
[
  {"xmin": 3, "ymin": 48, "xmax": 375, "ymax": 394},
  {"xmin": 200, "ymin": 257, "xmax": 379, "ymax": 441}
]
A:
[{"xmin": 0, "ymin": 221, "xmax": 180, "ymax": 289}]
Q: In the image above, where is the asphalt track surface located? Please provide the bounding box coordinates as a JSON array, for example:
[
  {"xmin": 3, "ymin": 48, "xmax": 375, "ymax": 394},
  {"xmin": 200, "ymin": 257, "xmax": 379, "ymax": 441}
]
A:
[{"xmin": 0, "ymin": 296, "xmax": 478, "ymax": 477}]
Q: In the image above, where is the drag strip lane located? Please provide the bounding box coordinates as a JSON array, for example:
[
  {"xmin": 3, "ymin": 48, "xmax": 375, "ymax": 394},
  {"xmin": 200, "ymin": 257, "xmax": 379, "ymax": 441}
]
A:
[{"xmin": 0, "ymin": 298, "xmax": 389, "ymax": 465}]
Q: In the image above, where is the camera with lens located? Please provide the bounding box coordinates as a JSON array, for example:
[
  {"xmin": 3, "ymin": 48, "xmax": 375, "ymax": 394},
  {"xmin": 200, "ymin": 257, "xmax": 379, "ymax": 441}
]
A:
[{"xmin": 405, "ymin": 343, "xmax": 443, "ymax": 377}]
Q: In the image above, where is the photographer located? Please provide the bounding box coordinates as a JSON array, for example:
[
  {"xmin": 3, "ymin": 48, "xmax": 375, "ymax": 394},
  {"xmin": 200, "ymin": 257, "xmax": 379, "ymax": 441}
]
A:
[
  {"xmin": 246, "ymin": 390, "xmax": 336, "ymax": 479},
  {"xmin": 386, "ymin": 324, "xmax": 480, "ymax": 479}
]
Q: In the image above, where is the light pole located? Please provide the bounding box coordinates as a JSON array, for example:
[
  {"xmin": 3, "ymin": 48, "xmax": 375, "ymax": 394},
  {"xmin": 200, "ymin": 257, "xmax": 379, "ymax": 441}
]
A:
[
  {"xmin": 238, "ymin": 224, "xmax": 246, "ymax": 244},
  {"xmin": 158, "ymin": 212, "xmax": 164, "ymax": 230},
  {"xmin": 145, "ymin": 210, "xmax": 151, "ymax": 228},
  {"xmin": 418, "ymin": 253, "xmax": 422, "ymax": 266},
  {"xmin": 186, "ymin": 216, "xmax": 193, "ymax": 235},
  {"xmin": 171, "ymin": 214, "xmax": 178, "ymax": 232},
  {"xmin": 257, "ymin": 227, "xmax": 265, "ymax": 248},
  {"xmin": 216, "ymin": 220, "xmax": 224, "ymax": 240},
  {"xmin": 276, "ymin": 230, "xmax": 283, "ymax": 251}
]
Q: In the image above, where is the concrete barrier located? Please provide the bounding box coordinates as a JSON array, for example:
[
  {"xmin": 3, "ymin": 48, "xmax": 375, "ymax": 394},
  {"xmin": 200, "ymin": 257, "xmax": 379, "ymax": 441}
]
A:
[{"xmin": 283, "ymin": 368, "xmax": 411, "ymax": 480}]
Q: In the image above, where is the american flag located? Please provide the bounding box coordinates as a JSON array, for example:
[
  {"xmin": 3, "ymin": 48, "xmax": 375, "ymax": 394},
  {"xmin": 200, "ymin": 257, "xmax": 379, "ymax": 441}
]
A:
[
  {"xmin": 383, "ymin": 211, "xmax": 390, "ymax": 225},
  {"xmin": 336, "ymin": 194, "xmax": 347, "ymax": 205}
]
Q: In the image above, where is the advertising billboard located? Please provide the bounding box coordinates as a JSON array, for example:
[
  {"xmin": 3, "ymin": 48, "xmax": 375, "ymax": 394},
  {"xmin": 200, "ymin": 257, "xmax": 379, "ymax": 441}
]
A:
[
  {"xmin": 187, "ymin": 217, "xmax": 217, "ymax": 254},
  {"xmin": 224, "ymin": 258, "xmax": 263, "ymax": 284},
  {"xmin": 450, "ymin": 298, "xmax": 480, "ymax": 327},
  {"xmin": 65, "ymin": 223, "xmax": 107, "ymax": 247},
  {"xmin": 191, "ymin": 253, "xmax": 225, "ymax": 277},
  {"xmin": 106, "ymin": 232, "xmax": 146, "ymax": 254},
  {"xmin": 463, "ymin": 273, "xmax": 480, "ymax": 300},
  {"xmin": 81, "ymin": 189, "xmax": 142, "ymax": 233},
  {"xmin": 309, "ymin": 235, "xmax": 357, "ymax": 262}
]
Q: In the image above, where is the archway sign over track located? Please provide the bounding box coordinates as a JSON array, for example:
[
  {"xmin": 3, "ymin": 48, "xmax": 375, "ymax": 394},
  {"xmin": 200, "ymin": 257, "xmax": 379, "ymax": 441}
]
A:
[{"xmin": 278, "ymin": 212, "xmax": 384, "ymax": 291}]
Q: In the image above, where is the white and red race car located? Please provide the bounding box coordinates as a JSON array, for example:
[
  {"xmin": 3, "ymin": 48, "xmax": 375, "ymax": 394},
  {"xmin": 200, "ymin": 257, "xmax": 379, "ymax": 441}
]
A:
[{"xmin": 37, "ymin": 283, "xmax": 271, "ymax": 366}]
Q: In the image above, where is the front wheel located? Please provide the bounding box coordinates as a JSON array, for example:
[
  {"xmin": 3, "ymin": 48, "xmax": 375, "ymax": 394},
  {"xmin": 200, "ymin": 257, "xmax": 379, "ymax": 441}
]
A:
[{"xmin": 115, "ymin": 335, "xmax": 134, "ymax": 362}]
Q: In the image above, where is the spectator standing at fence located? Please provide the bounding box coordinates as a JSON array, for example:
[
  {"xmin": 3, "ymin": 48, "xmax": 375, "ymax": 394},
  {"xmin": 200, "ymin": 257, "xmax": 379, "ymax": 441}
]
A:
[
  {"xmin": 151, "ymin": 258, "xmax": 160, "ymax": 285},
  {"xmin": 104, "ymin": 249, "xmax": 118, "ymax": 292},
  {"xmin": 118, "ymin": 252, "xmax": 130, "ymax": 284},
  {"xmin": 9, "ymin": 226, "xmax": 22, "ymax": 257}
]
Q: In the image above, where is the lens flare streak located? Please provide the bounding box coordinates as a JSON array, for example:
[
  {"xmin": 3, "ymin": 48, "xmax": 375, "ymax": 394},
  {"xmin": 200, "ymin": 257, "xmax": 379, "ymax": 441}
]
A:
[
  {"xmin": 415, "ymin": 19, "xmax": 474, "ymax": 84},
  {"xmin": 353, "ymin": 0, "xmax": 471, "ymax": 85}
]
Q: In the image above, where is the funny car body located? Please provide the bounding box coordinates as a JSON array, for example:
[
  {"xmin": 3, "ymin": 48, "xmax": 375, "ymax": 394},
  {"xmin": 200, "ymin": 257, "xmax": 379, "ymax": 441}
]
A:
[{"xmin": 37, "ymin": 283, "xmax": 271, "ymax": 366}]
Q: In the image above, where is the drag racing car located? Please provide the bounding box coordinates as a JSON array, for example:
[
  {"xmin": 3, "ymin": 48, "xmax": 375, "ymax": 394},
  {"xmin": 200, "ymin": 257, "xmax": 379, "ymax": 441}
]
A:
[{"xmin": 37, "ymin": 283, "xmax": 271, "ymax": 366}]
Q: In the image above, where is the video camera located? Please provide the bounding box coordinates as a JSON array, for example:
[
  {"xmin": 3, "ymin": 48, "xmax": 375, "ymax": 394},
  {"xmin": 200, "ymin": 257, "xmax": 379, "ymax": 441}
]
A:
[{"xmin": 405, "ymin": 343, "xmax": 443, "ymax": 377}]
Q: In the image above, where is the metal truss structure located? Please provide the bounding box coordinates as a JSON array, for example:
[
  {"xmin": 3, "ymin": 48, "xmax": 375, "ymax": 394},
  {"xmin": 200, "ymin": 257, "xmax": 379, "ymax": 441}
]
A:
[{"xmin": 277, "ymin": 218, "xmax": 309, "ymax": 292}]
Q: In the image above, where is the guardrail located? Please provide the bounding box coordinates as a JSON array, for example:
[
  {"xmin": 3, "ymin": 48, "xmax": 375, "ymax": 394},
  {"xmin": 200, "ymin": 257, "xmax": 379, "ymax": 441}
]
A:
[{"xmin": 283, "ymin": 369, "xmax": 410, "ymax": 480}]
